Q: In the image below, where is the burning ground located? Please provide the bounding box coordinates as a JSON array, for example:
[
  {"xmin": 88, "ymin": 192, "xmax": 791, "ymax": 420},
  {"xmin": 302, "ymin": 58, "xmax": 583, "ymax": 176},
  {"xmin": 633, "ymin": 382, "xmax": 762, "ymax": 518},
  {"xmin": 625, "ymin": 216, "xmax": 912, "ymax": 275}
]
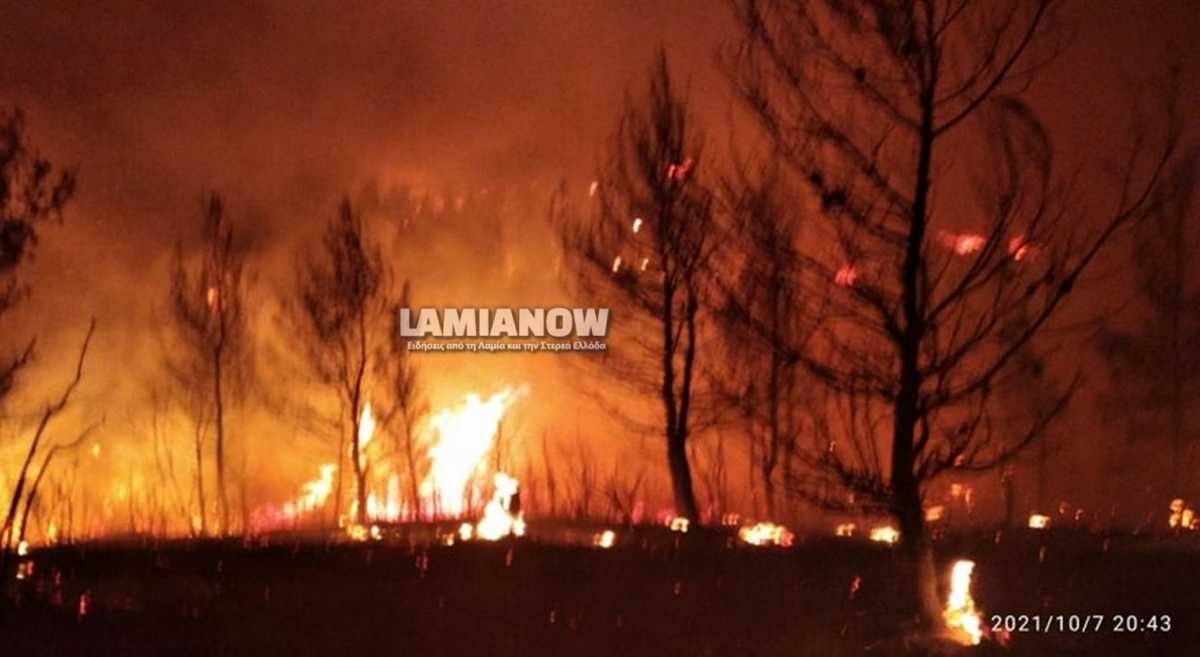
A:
[{"xmin": 3, "ymin": 528, "xmax": 1198, "ymax": 657}]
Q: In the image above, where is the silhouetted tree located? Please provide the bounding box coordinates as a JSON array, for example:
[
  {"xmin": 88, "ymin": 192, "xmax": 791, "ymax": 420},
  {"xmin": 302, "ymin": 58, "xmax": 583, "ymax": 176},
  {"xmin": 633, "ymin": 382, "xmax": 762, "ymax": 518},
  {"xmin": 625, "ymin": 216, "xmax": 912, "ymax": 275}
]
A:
[
  {"xmin": 0, "ymin": 107, "xmax": 75, "ymax": 410},
  {"xmin": 167, "ymin": 195, "xmax": 251, "ymax": 535},
  {"xmin": 0, "ymin": 106, "xmax": 79, "ymax": 572},
  {"xmin": 728, "ymin": 0, "xmax": 1180, "ymax": 629},
  {"xmin": 714, "ymin": 164, "xmax": 819, "ymax": 520},
  {"xmin": 381, "ymin": 280, "xmax": 429, "ymax": 520},
  {"xmin": 554, "ymin": 52, "xmax": 717, "ymax": 521},
  {"xmin": 1097, "ymin": 147, "xmax": 1200, "ymax": 505},
  {"xmin": 290, "ymin": 198, "xmax": 391, "ymax": 525}
]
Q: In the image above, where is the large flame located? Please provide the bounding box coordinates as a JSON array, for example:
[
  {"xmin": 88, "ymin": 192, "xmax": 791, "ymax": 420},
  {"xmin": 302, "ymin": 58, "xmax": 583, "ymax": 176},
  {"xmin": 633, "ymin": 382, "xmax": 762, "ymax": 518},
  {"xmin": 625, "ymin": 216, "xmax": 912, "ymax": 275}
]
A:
[
  {"xmin": 420, "ymin": 388, "xmax": 521, "ymax": 517},
  {"xmin": 944, "ymin": 559, "xmax": 984, "ymax": 645}
]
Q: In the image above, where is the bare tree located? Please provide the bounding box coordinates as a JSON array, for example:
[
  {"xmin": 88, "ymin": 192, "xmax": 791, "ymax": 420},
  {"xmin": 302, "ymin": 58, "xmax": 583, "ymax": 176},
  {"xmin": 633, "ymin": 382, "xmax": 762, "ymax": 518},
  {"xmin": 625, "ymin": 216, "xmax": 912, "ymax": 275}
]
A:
[
  {"xmin": 167, "ymin": 195, "xmax": 251, "ymax": 536},
  {"xmin": 381, "ymin": 280, "xmax": 430, "ymax": 520},
  {"xmin": 1097, "ymin": 147, "xmax": 1200, "ymax": 506},
  {"xmin": 290, "ymin": 198, "xmax": 391, "ymax": 526},
  {"xmin": 554, "ymin": 52, "xmax": 718, "ymax": 521},
  {"xmin": 2, "ymin": 320, "xmax": 94, "ymax": 574},
  {"xmin": 714, "ymin": 164, "xmax": 819, "ymax": 520},
  {"xmin": 728, "ymin": 0, "xmax": 1179, "ymax": 628}
]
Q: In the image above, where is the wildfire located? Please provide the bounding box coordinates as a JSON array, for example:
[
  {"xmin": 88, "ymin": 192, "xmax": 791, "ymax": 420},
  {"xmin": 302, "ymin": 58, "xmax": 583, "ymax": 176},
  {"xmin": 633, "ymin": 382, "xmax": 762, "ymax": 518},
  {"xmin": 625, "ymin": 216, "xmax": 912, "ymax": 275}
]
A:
[
  {"xmin": 738, "ymin": 522, "xmax": 794, "ymax": 547},
  {"xmin": 473, "ymin": 472, "xmax": 525, "ymax": 541},
  {"xmin": 1028, "ymin": 513, "xmax": 1050, "ymax": 529},
  {"xmin": 421, "ymin": 388, "xmax": 522, "ymax": 517},
  {"xmin": 868, "ymin": 526, "xmax": 899, "ymax": 544},
  {"xmin": 943, "ymin": 559, "xmax": 984, "ymax": 646}
]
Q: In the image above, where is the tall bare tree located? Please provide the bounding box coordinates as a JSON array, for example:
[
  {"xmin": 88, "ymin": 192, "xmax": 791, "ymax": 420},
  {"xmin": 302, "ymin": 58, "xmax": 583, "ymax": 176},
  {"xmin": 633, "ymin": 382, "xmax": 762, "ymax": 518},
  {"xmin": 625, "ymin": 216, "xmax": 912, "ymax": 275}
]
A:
[
  {"xmin": 554, "ymin": 52, "xmax": 717, "ymax": 521},
  {"xmin": 291, "ymin": 198, "xmax": 391, "ymax": 526},
  {"xmin": 714, "ymin": 164, "xmax": 819, "ymax": 520},
  {"xmin": 167, "ymin": 195, "xmax": 251, "ymax": 536},
  {"xmin": 728, "ymin": 0, "xmax": 1179, "ymax": 627},
  {"xmin": 1097, "ymin": 147, "xmax": 1200, "ymax": 506}
]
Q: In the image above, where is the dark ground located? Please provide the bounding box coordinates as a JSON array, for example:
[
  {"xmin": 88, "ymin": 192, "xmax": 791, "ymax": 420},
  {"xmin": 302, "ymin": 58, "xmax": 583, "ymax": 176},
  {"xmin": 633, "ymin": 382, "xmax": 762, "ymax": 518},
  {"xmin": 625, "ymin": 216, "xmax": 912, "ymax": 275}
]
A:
[{"xmin": 1, "ymin": 525, "xmax": 1196, "ymax": 657}]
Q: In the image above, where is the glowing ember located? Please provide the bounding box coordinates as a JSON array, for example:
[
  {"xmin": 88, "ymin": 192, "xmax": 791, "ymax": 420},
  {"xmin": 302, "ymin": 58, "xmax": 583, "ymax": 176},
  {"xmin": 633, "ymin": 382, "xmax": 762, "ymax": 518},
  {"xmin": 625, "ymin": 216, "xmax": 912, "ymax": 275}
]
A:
[
  {"xmin": 17, "ymin": 540, "xmax": 28, "ymax": 557},
  {"xmin": 632, "ymin": 217, "xmax": 642, "ymax": 233},
  {"xmin": 668, "ymin": 516, "xmax": 690, "ymax": 533},
  {"xmin": 474, "ymin": 472, "xmax": 525, "ymax": 541},
  {"xmin": 611, "ymin": 256, "xmax": 622, "ymax": 274},
  {"xmin": 1008, "ymin": 235, "xmax": 1032, "ymax": 261},
  {"xmin": 939, "ymin": 231, "xmax": 986, "ymax": 255},
  {"xmin": 593, "ymin": 529, "xmax": 616, "ymax": 548},
  {"xmin": 421, "ymin": 388, "xmax": 521, "ymax": 517},
  {"xmin": 1028, "ymin": 513, "xmax": 1051, "ymax": 529},
  {"xmin": 868, "ymin": 526, "xmax": 899, "ymax": 544},
  {"xmin": 588, "ymin": 180, "xmax": 599, "ymax": 197},
  {"xmin": 943, "ymin": 559, "xmax": 984, "ymax": 646},
  {"xmin": 1168, "ymin": 498, "xmax": 1198, "ymax": 530},
  {"xmin": 925, "ymin": 505, "xmax": 945, "ymax": 522},
  {"xmin": 834, "ymin": 264, "xmax": 857, "ymax": 287},
  {"xmin": 738, "ymin": 522, "xmax": 794, "ymax": 547},
  {"xmin": 834, "ymin": 522, "xmax": 857, "ymax": 537}
]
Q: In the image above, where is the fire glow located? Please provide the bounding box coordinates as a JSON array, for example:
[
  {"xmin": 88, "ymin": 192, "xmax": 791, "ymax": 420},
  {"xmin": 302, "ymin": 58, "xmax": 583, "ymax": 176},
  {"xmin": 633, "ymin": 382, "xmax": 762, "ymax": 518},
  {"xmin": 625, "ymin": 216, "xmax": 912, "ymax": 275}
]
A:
[
  {"xmin": 738, "ymin": 522, "xmax": 794, "ymax": 547},
  {"xmin": 943, "ymin": 559, "xmax": 984, "ymax": 646},
  {"xmin": 421, "ymin": 388, "xmax": 522, "ymax": 518}
]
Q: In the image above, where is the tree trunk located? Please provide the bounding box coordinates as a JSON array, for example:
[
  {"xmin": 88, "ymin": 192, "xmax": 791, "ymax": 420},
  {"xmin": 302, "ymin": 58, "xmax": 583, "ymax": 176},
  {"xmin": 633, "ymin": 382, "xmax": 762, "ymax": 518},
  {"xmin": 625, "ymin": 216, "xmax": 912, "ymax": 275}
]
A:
[
  {"xmin": 213, "ymin": 347, "xmax": 229, "ymax": 536},
  {"xmin": 667, "ymin": 432, "xmax": 700, "ymax": 521},
  {"xmin": 402, "ymin": 412, "xmax": 422, "ymax": 521},
  {"xmin": 194, "ymin": 424, "xmax": 207, "ymax": 537}
]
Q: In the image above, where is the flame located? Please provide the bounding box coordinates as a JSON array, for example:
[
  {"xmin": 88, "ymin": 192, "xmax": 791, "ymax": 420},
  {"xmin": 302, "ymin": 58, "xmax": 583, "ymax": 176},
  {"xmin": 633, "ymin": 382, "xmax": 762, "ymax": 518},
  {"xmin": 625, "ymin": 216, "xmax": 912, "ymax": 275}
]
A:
[
  {"xmin": 593, "ymin": 529, "xmax": 616, "ymax": 548},
  {"xmin": 868, "ymin": 526, "xmax": 899, "ymax": 544},
  {"xmin": 1028, "ymin": 513, "xmax": 1050, "ymax": 529},
  {"xmin": 357, "ymin": 402, "xmax": 376, "ymax": 453},
  {"xmin": 17, "ymin": 540, "xmax": 28, "ymax": 557},
  {"xmin": 632, "ymin": 218, "xmax": 642, "ymax": 233},
  {"xmin": 668, "ymin": 516, "xmax": 690, "ymax": 533},
  {"xmin": 925, "ymin": 505, "xmax": 945, "ymax": 522},
  {"xmin": 611, "ymin": 256, "xmax": 622, "ymax": 274},
  {"xmin": 738, "ymin": 522, "xmax": 794, "ymax": 547},
  {"xmin": 944, "ymin": 559, "xmax": 984, "ymax": 645},
  {"xmin": 834, "ymin": 522, "xmax": 857, "ymax": 537},
  {"xmin": 473, "ymin": 472, "xmax": 525, "ymax": 541},
  {"xmin": 421, "ymin": 388, "xmax": 520, "ymax": 517},
  {"xmin": 1168, "ymin": 498, "xmax": 1198, "ymax": 530}
]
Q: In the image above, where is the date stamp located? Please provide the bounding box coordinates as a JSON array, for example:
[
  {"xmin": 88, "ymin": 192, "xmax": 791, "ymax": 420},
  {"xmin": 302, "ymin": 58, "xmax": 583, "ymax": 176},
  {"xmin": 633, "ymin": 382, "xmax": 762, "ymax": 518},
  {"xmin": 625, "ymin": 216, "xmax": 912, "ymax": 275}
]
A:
[{"xmin": 989, "ymin": 614, "xmax": 1173, "ymax": 634}]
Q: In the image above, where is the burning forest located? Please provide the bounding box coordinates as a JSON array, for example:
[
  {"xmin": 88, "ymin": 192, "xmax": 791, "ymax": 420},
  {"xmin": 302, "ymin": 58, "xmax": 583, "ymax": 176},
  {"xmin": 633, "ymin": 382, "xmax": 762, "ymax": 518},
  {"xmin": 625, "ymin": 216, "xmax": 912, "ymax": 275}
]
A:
[{"xmin": 2, "ymin": 1, "xmax": 1200, "ymax": 656}]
